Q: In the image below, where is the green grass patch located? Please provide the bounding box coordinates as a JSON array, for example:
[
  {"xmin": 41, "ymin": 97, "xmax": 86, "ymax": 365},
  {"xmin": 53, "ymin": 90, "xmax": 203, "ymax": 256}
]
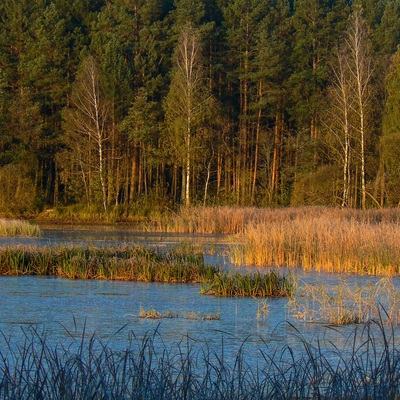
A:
[
  {"xmin": 0, "ymin": 245, "xmax": 292, "ymax": 297},
  {"xmin": 200, "ymin": 270, "xmax": 293, "ymax": 297},
  {"xmin": 0, "ymin": 245, "xmax": 214, "ymax": 283}
]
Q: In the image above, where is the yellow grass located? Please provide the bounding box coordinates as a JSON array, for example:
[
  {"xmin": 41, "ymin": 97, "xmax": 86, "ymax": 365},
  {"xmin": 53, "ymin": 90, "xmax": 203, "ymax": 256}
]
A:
[
  {"xmin": 153, "ymin": 206, "xmax": 263, "ymax": 234},
  {"xmin": 228, "ymin": 207, "xmax": 400, "ymax": 275},
  {"xmin": 0, "ymin": 218, "xmax": 41, "ymax": 237},
  {"xmin": 289, "ymin": 277, "xmax": 400, "ymax": 325}
]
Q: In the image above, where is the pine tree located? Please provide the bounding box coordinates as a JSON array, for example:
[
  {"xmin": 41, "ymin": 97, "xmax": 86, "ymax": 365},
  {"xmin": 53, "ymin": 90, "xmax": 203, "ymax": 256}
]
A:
[
  {"xmin": 255, "ymin": 0, "xmax": 292, "ymax": 205},
  {"xmin": 222, "ymin": 0, "xmax": 270, "ymax": 204},
  {"xmin": 381, "ymin": 46, "xmax": 400, "ymax": 206}
]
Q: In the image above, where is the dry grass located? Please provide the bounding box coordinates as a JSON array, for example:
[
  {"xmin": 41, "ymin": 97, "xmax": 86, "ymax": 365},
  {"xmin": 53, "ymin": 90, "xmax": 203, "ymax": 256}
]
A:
[
  {"xmin": 150, "ymin": 206, "xmax": 400, "ymax": 276},
  {"xmin": 289, "ymin": 277, "xmax": 400, "ymax": 325},
  {"xmin": 153, "ymin": 206, "xmax": 263, "ymax": 234},
  {"xmin": 0, "ymin": 218, "xmax": 41, "ymax": 237},
  {"xmin": 228, "ymin": 207, "xmax": 400, "ymax": 275}
]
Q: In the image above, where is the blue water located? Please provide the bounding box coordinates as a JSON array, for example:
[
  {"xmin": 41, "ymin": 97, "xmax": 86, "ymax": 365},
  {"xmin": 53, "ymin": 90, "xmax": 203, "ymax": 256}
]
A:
[{"xmin": 0, "ymin": 226, "xmax": 399, "ymax": 366}]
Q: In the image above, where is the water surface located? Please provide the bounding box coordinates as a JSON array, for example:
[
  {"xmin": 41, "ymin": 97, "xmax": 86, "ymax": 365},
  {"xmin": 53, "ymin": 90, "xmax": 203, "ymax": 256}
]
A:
[{"xmin": 0, "ymin": 226, "xmax": 398, "ymax": 365}]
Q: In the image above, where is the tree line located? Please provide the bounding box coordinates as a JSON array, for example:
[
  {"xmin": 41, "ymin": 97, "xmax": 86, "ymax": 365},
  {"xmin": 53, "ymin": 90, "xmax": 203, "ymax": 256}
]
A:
[{"xmin": 1, "ymin": 0, "xmax": 400, "ymax": 214}]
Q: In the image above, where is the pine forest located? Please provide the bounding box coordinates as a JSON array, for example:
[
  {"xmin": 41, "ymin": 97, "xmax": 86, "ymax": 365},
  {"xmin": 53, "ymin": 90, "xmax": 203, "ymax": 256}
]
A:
[{"xmin": 1, "ymin": 0, "xmax": 400, "ymax": 215}]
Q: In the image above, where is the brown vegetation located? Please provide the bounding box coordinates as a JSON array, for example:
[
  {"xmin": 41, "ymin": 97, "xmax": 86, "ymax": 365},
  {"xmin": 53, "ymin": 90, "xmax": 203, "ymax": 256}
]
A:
[
  {"xmin": 289, "ymin": 278, "xmax": 400, "ymax": 325},
  {"xmin": 0, "ymin": 218, "xmax": 41, "ymax": 237},
  {"xmin": 228, "ymin": 207, "xmax": 400, "ymax": 275}
]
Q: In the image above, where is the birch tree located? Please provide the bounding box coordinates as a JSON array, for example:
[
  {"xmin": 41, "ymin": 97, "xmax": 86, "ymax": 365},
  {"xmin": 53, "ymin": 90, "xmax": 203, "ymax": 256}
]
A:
[
  {"xmin": 325, "ymin": 46, "xmax": 354, "ymax": 207},
  {"xmin": 62, "ymin": 56, "xmax": 110, "ymax": 211},
  {"xmin": 164, "ymin": 23, "xmax": 212, "ymax": 206},
  {"xmin": 345, "ymin": 9, "xmax": 374, "ymax": 210},
  {"xmin": 325, "ymin": 8, "xmax": 374, "ymax": 209}
]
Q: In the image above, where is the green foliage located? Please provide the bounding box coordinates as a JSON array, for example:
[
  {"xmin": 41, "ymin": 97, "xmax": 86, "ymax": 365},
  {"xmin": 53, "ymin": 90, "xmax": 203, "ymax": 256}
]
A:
[
  {"xmin": 0, "ymin": 162, "xmax": 38, "ymax": 214},
  {"xmin": 382, "ymin": 46, "xmax": 400, "ymax": 206},
  {"xmin": 200, "ymin": 270, "xmax": 293, "ymax": 297},
  {"xmin": 0, "ymin": 0, "xmax": 399, "ymax": 213},
  {"xmin": 291, "ymin": 165, "xmax": 340, "ymax": 206},
  {"xmin": 0, "ymin": 244, "xmax": 293, "ymax": 298}
]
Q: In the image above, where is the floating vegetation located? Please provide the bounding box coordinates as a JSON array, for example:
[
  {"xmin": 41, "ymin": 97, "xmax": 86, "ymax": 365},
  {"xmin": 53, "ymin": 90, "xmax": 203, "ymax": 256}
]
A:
[
  {"xmin": 200, "ymin": 270, "xmax": 293, "ymax": 297},
  {"xmin": 0, "ymin": 245, "xmax": 293, "ymax": 298},
  {"xmin": 0, "ymin": 218, "xmax": 41, "ymax": 237},
  {"xmin": 183, "ymin": 311, "xmax": 220, "ymax": 320},
  {"xmin": 2, "ymin": 315, "xmax": 400, "ymax": 399},
  {"xmin": 139, "ymin": 305, "xmax": 164, "ymax": 319},
  {"xmin": 134, "ymin": 306, "xmax": 220, "ymax": 320},
  {"xmin": 256, "ymin": 299, "xmax": 269, "ymax": 320}
]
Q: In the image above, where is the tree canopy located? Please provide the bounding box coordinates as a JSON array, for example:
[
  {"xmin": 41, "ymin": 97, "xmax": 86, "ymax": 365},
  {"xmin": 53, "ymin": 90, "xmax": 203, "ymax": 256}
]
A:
[{"xmin": 0, "ymin": 0, "xmax": 399, "ymax": 214}]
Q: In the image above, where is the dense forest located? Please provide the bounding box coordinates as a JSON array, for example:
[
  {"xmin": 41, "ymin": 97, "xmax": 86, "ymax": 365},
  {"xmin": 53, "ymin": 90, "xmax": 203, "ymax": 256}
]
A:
[{"xmin": 1, "ymin": 0, "xmax": 400, "ymax": 214}]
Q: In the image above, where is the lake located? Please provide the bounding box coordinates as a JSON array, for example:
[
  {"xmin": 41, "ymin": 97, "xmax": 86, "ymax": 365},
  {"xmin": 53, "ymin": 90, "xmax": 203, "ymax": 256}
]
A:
[{"xmin": 1, "ymin": 225, "xmax": 399, "ymax": 367}]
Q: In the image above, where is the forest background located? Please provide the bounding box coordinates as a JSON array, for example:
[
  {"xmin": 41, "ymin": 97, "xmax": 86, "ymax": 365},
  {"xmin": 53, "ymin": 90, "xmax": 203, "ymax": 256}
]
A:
[{"xmin": 1, "ymin": 0, "xmax": 400, "ymax": 217}]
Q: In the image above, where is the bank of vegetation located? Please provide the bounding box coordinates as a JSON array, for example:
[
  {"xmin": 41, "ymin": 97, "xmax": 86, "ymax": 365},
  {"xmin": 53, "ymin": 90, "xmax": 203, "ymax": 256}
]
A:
[
  {"xmin": 227, "ymin": 207, "xmax": 400, "ymax": 276},
  {"xmin": 1, "ymin": 1, "xmax": 400, "ymax": 215},
  {"xmin": 1, "ymin": 317, "xmax": 400, "ymax": 399},
  {"xmin": 152, "ymin": 206, "xmax": 400, "ymax": 276},
  {"xmin": 5, "ymin": 206, "xmax": 400, "ymax": 277},
  {"xmin": 0, "ymin": 244, "xmax": 292, "ymax": 297}
]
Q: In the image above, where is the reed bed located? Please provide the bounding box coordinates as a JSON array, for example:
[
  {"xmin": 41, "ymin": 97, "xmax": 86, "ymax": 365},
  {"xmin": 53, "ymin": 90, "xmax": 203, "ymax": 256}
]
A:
[
  {"xmin": 289, "ymin": 278, "xmax": 400, "ymax": 325},
  {"xmin": 1, "ymin": 317, "xmax": 400, "ymax": 399},
  {"xmin": 229, "ymin": 207, "xmax": 400, "ymax": 275},
  {"xmin": 154, "ymin": 206, "xmax": 264, "ymax": 234},
  {"xmin": 153, "ymin": 206, "xmax": 400, "ymax": 235},
  {"xmin": 0, "ymin": 218, "xmax": 41, "ymax": 237},
  {"xmin": 0, "ymin": 244, "xmax": 215, "ymax": 283},
  {"xmin": 0, "ymin": 245, "xmax": 292, "ymax": 297},
  {"xmin": 200, "ymin": 270, "xmax": 293, "ymax": 297}
]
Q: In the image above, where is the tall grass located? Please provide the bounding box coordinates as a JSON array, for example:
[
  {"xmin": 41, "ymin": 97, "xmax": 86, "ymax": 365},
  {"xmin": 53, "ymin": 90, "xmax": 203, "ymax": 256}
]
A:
[
  {"xmin": 289, "ymin": 277, "xmax": 400, "ymax": 325},
  {"xmin": 0, "ymin": 218, "xmax": 41, "ymax": 237},
  {"xmin": 1, "ymin": 315, "xmax": 400, "ymax": 399},
  {"xmin": 153, "ymin": 206, "xmax": 263, "ymax": 234},
  {"xmin": 0, "ymin": 245, "xmax": 292, "ymax": 297},
  {"xmin": 152, "ymin": 206, "xmax": 400, "ymax": 235},
  {"xmin": 200, "ymin": 270, "xmax": 293, "ymax": 297},
  {"xmin": 0, "ymin": 245, "xmax": 215, "ymax": 282},
  {"xmin": 229, "ymin": 207, "xmax": 400, "ymax": 275}
]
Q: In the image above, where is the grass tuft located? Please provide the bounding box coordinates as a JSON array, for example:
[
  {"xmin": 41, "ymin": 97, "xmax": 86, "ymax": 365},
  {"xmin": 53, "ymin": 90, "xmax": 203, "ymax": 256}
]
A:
[
  {"xmin": 0, "ymin": 218, "xmax": 41, "ymax": 237},
  {"xmin": 289, "ymin": 277, "xmax": 400, "ymax": 325},
  {"xmin": 200, "ymin": 270, "xmax": 293, "ymax": 297}
]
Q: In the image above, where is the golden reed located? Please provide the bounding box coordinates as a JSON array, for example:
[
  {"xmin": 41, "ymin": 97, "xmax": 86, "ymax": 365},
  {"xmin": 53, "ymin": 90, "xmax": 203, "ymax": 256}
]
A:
[{"xmin": 229, "ymin": 207, "xmax": 400, "ymax": 275}]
